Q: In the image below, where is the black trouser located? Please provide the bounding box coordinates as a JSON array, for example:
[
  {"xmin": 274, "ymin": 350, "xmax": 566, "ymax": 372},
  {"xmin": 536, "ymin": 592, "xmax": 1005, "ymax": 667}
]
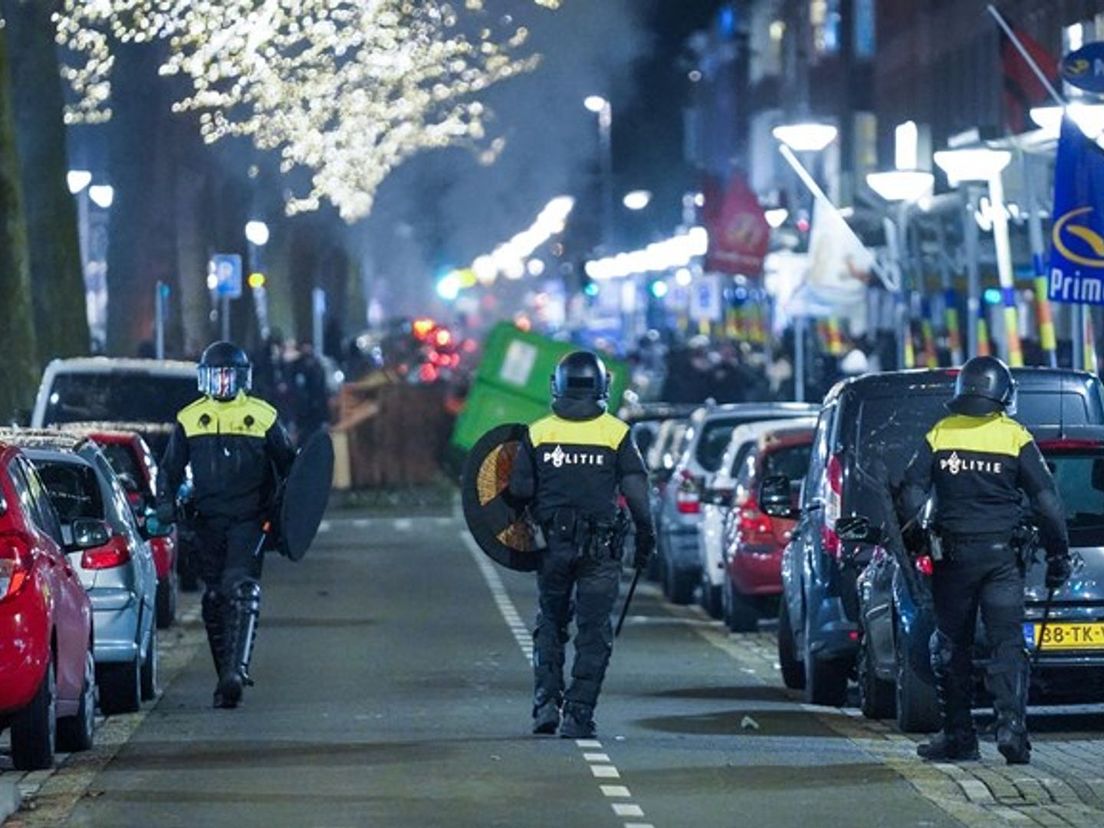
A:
[
  {"xmin": 195, "ymin": 517, "xmax": 266, "ymax": 678},
  {"xmin": 930, "ymin": 540, "xmax": 1027, "ymax": 735},
  {"xmin": 533, "ymin": 534, "xmax": 621, "ymax": 714}
]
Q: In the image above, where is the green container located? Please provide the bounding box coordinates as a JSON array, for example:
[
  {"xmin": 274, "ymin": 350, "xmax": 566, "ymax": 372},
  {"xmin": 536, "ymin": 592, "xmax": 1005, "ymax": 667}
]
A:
[{"xmin": 450, "ymin": 323, "xmax": 630, "ymax": 453}]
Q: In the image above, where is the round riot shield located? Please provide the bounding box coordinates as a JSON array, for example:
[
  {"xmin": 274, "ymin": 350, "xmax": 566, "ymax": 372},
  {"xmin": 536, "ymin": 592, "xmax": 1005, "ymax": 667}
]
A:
[{"xmin": 461, "ymin": 423, "xmax": 545, "ymax": 572}]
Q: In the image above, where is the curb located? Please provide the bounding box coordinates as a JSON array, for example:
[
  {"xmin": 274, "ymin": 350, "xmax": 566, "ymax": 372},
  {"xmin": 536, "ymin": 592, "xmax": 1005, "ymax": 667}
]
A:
[{"xmin": 0, "ymin": 779, "xmax": 21, "ymax": 822}]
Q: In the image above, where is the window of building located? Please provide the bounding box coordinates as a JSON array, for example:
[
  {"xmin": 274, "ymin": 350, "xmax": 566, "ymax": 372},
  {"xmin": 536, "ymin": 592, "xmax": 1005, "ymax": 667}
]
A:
[
  {"xmin": 811, "ymin": 0, "xmax": 841, "ymax": 57},
  {"xmin": 854, "ymin": 0, "xmax": 875, "ymax": 59}
]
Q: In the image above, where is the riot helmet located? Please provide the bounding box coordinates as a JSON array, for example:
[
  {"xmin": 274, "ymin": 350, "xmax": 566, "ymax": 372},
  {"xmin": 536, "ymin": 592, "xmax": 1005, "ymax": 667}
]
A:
[
  {"xmin": 551, "ymin": 351, "xmax": 610, "ymax": 402},
  {"xmin": 947, "ymin": 355, "xmax": 1016, "ymax": 416},
  {"xmin": 198, "ymin": 341, "xmax": 252, "ymax": 401}
]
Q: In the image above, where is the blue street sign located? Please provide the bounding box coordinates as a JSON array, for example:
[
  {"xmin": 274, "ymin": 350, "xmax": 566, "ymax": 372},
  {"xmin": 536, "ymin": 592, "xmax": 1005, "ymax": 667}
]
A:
[
  {"xmin": 1062, "ymin": 42, "xmax": 1104, "ymax": 94},
  {"xmin": 1048, "ymin": 119, "xmax": 1104, "ymax": 305},
  {"xmin": 211, "ymin": 254, "xmax": 243, "ymax": 299}
]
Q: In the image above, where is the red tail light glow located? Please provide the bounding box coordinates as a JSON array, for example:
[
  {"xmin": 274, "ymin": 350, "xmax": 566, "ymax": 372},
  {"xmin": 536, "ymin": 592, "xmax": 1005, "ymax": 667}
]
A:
[
  {"xmin": 823, "ymin": 453, "xmax": 844, "ymax": 558},
  {"xmin": 81, "ymin": 535, "xmax": 132, "ymax": 570},
  {"xmin": 675, "ymin": 470, "xmax": 701, "ymax": 515},
  {"xmin": 737, "ymin": 497, "xmax": 774, "ymax": 546},
  {"xmin": 915, "ymin": 555, "xmax": 934, "ymax": 576},
  {"xmin": 0, "ymin": 531, "xmax": 32, "ymax": 600}
]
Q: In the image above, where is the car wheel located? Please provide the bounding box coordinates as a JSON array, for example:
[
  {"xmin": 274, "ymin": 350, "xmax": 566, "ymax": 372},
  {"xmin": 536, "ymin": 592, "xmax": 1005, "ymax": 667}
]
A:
[
  {"xmin": 894, "ymin": 617, "xmax": 940, "ymax": 733},
  {"xmin": 664, "ymin": 557, "xmax": 694, "ymax": 605},
  {"xmin": 11, "ymin": 657, "xmax": 56, "ymax": 771},
  {"xmin": 58, "ymin": 646, "xmax": 96, "ymax": 753},
  {"xmin": 99, "ymin": 654, "xmax": 142, "ymax": 715},
  {"xmin": 141, "ymin": 630, "xmax": 160, "ymax": 701},
  {"xmin": 723, "ymin": 578, "xmax": 760, "ymax": 633},
  {"xmin": 858, "ymin": 631, "xmax": 895, "ymax": 720},
  {"xmin": 777, "ymin": 601, "xmax": 805, "ymax": 690},
  {"xmin": 700, "ymin": 580, "xmax": 723, "ymax": 620},
  {"xmin": 156, "ymin": 574, "xmax": 177, "ymax": 629},
  {"xmin": 803, "ymin": 613, "xmax": 849, "ymax": 706}
]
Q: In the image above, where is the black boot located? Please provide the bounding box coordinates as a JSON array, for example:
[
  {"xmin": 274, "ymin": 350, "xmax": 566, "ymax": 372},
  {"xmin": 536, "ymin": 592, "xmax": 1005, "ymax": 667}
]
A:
[
  {"xmin": 216, "ymin": 580, "xmax": 261, "ymax": 709},
  {"xmin": 201, "ymin": 589, "xmax": 225, "ymax": 676},
  {"xmin": 532, "ymin": 701, "xmax": 561, "ymax": 735},
  {"xmin": 917, "ymin": 730, "xmax": 980, "ymax": 761},
  {"xmin": 996, "ymin": 717, "xmax": 1031, "ymax": 765},
  {"xmin": 559, "ymin": 703, "xmax": 596, "ymax": 739}
]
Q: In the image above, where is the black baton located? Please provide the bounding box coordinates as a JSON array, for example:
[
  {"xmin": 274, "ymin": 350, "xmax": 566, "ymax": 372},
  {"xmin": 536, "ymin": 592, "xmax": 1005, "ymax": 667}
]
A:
[
  {"xmin": 1032, "ymin": 587, "xmax": 1056, "ymax": 669},
  {"xmin": 615, "ymin": 568, "xmax": 642, "ymax": 638}
]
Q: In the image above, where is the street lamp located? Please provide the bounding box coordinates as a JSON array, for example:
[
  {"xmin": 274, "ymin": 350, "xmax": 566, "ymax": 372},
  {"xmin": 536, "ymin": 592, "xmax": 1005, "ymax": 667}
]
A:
[
  {"xmin": 772, "ymin": 122, "xmax": 838, "ymax": 153},
  {"xmin": 584, "ymin": 95, "xmax": 614, "ymax": 252},
  {"xmin": 245, "ymin": 220, "xmax": 270, "ymax": 247},
  {"xmin": 584, "ymin": 95, "xmax": 609, "ymax": 114},
  {"xmin": 865, "ymin": 170, "xmax": 935, "ymax": 202},
  {"xmin": 88, "ymin": 185, "xmax": 114, "ymax": 209},
  {"xmin": 67, "ymin": 170, "xmax": 92, "ymax": 195},
  {"xmin": 934, "ymin": 147, "xmax": 1019, "ymax": 365},
  {"xmin": 244, "ymin": 220, "xmax": 271, "ymax": 338},
  {"xmin": 764, "ymin": 208, "xmax": 789, "ymax": 228},
  {"xmin": 622, "ymin": 190, "xmax": 652, "ymax": 211}
]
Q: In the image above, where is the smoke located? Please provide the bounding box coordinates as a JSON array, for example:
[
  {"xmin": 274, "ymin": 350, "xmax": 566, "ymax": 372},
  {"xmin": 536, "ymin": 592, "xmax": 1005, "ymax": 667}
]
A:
[{"xmin": 354, "ymin": 0, "xmax": 650, "ymax": 319}]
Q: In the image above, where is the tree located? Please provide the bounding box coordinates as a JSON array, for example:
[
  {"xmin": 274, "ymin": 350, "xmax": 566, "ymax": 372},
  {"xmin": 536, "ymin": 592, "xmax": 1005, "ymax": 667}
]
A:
[
  {"xmin": 0, "ymin": 32, "xmax": 39, "ymax": 421},
  {"xmin": 58, "ymin": 0, "xmax": 561, "ymax": 222},
  {"xmin": 3, "ymin": 0, "xmax": 90, "ymax": 360}
]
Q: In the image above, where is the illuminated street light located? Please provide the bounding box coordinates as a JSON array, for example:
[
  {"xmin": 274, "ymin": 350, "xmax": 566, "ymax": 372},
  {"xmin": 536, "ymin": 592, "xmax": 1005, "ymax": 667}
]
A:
[
  {"xmin": 67, "ymin": 170, "xmax": 92, "ymax": 195},
  {"xmin": 865, "ymin": 170, "xmax": 934, "ymax": 202},
  {"xmin": 772, "ymin": 122, "xmax": 838, "ymax": 153},
  {"xmin": 622, "ymin": 190, "xmax": 652, "ymax": 211},
  {"xmin": 933, "ymin": 148, "xmax": 1011, "ymax": 186},
  {"xmin": 584, "ymin": 95, "xmax": 609, "ymax": 114},
  {"xmin": 1031, "ymin": 102, "xmax": 1104, "ymax": 143},
  {"xmin": 764, "ymin": 208, "xmax": 789, "ymax": 229},
  {"xmin": 88, "ymin": 184, "xmax": 114, "ymax": 209},
  {"xmin": 244, "ymin": 220, "xmax": 270, "ymax": 246}
]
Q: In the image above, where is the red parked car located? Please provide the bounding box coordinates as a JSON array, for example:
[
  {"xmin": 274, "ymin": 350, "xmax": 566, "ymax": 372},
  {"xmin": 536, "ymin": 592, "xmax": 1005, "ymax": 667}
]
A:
[
  {"xmin": 59, "ymin": 424, "xmax": 178, "ymax": 628},
  {"xmin": 720, "ymin": 425, "xmax": 814, "ymax": 632},
  {"xmin": 0, "ymin": 441, "xmax": 97, "ymax": 770}
]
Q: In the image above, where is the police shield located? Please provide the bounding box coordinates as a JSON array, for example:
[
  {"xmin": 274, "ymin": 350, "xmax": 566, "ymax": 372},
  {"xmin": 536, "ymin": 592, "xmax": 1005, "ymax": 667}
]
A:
[
  {"xmin": 277, "ymin": 431, "xmax": 335, "ymax": 561},
  {"xmin": 461, "ymin": 423, "xmax": 546, "ymax": 572}
]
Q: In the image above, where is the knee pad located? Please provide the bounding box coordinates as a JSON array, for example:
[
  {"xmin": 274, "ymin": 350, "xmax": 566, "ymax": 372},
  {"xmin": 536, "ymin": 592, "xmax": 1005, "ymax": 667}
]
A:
[
  {"xmin": 232, "ymin": 579, "xmax": 262, "ymax": 613},
  {"xmin": 929, "ymin": 629, "xmax": 955, "ymax": 676},
  {"xmin": 201, "ymin": 589, "xmax": 222, "ymax": 624}
]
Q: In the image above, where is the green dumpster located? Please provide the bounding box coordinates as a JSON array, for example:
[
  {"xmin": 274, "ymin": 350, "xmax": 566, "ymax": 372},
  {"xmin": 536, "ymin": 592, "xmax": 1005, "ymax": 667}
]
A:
[{"xmin": 450, "ymin": 323, "xmax": 630, "ymax": 454}]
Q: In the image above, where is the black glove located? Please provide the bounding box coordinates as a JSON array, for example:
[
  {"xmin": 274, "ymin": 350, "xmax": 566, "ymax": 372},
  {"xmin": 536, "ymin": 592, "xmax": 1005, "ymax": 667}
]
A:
[
  {"xmin": 1045, "ymin": 555, "xmax": 1072, "ymax": 590},
  {"xmin": 633, "ymin": 531, "xmax": 655, "ymax": 571},
  {"xmin": 155, "ymin": 502, "xmax": 176, "ymax": 524}
]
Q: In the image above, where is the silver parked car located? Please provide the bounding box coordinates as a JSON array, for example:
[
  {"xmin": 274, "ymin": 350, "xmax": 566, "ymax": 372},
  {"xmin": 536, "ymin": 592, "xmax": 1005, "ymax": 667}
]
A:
[{"xmin": 1, "ymin": 431, "xmax": 160, "ymax": 714}]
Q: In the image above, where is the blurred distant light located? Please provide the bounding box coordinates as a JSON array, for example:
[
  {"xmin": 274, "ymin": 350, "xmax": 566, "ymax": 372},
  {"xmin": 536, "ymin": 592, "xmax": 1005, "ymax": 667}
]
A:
[
  {"xmin": 675, "ymin": 267, "xmax": 693, "ymax": 287},
  {"xmin": 622, "ymin": 190, "xmax": 652, "ymax": 211},
  {"xmin": 894, "ymin": 120, "xmax": 919, "ymax": 171},
  {"xmin": 248, "ymin": 272, "xmax": 266, "ymax": 289},
  {"xmin": 866, "ymin": 170, "xmax": 934, "ymax": 202},
  {"xmin": 436, "ymin": 272, "xmax": 462, "ymax": 301},
  {"xmin": 244, "ymin": 220, "xmax": 270, "ymax": 246},
  {"xmin": 1030, "ymin": 105, "xmax": 1063, "ymax": 134},
  {"xmin": 583, "ymin": 281, "xmax": 600, "ymax": 297},
  {"xmin": 584, "ymin": 95, "xmax": 609, "ymax": 113},
  {"xmin": 772, "ymin": 122, "xmax": 837, "ymax": 152},
  {"xmin": 585, "ymin": 226, "xmax": 708, "ymax": 281},
  {"xmin": 693, "ymin": 192, "xmax": 705, "ymax": 207},
  {"xmin": 688, "ymin": 70, "xmax": 702, "ymax": 83},
  {"xmin": 764, "ymin": 208, "xmax": 789, "ymax": 228},
  {"xmin": 67, "ymin": 170, "xmax": 92, "ymax": 195},
  {"xmin": 466, "ymin": 196, "xmax": 574, "ymax": 287},
  {"xmin": 526, "ymin": 259, "xmax": 546, "ymax": 277},
  {"xmin": 206, "ymin": 272, "xmax": 219, "ymax": 290},
  {"xmin": 473, "ymin": 255, "xmax": 496, "ymax": 284},
  {"xmin": 88, "ymin": 184, "xmax": 114, "ymax": 209},
  {"xmin": 514, "ymin": 314, "xmax": 532, "ymax": 332},
  {"xmin": 649, "ymin": 280, "xmax": 669, "ymax": 298},
  {"xmin": 934, "ymin": 148, "xmax": 1011, "ymax": 185},
  {"xmin": 984, "ymin": 287, "xmax": 1002, "ymax": 305}
]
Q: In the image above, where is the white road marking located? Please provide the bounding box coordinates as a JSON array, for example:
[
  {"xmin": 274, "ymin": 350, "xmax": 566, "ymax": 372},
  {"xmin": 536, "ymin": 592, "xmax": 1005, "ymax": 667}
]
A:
[
  {"xmin": 612, "ymin": 803, "xmax": 645, "ymax": 817},
  {"xmin": 394, "ymin": 518, "xmax": 413, "ymax": 531},
  {"xmin": 624, "ymin": 823, "xmax": 655, "ymax": 828},
  {"xmin": 591, "ymin": 765, "xmax": 621, "ymax": 779},
  {"xmin": 600, "ymin": 786, "xmax": 631, "ymax": 798},
  {"xmin": 319, "ymin": 520, "xmax": 332, "ymax": 533},
  {"xmin": 576, "ymin": 739, "xmax": 602, "ymax": 749},
  {"xmin": 354, "ymin": 518, "xmax": 371, "ymax": 528},
  {"xmin": 584, "ymin": 753, "xmax": 612, "ymax": 763},
  {"xmin": 462, "ymin": 532, "xmax": 534, "ymax": 664}
]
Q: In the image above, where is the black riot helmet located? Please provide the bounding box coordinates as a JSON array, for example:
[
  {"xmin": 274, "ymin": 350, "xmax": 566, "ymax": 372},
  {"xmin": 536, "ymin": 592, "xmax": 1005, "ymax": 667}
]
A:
[
  {"xmin": 551, "ymin": 351, "xmax": 610, "ymax": 402},
  {"xmin": 198, "ymin": 341, "xmax": 252, "ymax": 401},
  {"xmin": 947, "ymin": 355, "xmax": 1016, "ymax": 416}
]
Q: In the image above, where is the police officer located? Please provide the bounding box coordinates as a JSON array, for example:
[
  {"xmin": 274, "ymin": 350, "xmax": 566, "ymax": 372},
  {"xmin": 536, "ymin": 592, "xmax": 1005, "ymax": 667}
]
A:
[
  {"xmin": 896, "ymin": 356, "xmax": 1070, "ymax": 764},
  {"xmin": 509, "ymin": 351, "xmax": 656, "ymax": 738},
  {"xmin": 157, "ymin": 341, "xmax": 296, "ymax": 708}
]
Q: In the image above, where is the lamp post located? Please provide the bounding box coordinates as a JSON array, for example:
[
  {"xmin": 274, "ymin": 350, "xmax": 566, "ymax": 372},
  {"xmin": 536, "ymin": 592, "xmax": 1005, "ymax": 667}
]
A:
[
  {"xmin": 934, "ymin": 148, "xmax": 1020, "ymax": 365},
  {"xmin": 244, "ymin": 220, "xmax": 271, "ymax": 340},
  {"xmin": 773, "ymin": 121, "xmax": 838, "ymax": 403},
  {"xmin": 585, "ymin": 95, "xmax": 614, "ymax": 253}
]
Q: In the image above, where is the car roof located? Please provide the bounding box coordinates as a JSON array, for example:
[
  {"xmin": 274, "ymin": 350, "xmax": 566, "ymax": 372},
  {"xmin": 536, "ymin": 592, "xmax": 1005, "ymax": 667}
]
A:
[
  {"xmin": 760, "ymin": 421, "xmax": 818, "ymax": 448},
  {"xmin": 56, "ymin": 421, "xmax": 174, "ymax": 437},
  {"xmin": 0, "ymin": 428, "xmax": 92, "ymax": 454},
  {"xmin": 694, "ymin": 402, "xmax": 820, "ymax": 422},
  {"xmin": 1033, "ymin": 425, "xmax": 1104, "ymax": 449},
  {"xmin": 825, "ymin": 367, "xmax": 1099, "ymax": 405},
  {"xmin": 620, "ymin": 402, "xmax": 699, "ymax": 423},
  {"xmin": 44, "ymin": 357, "xmax": 196, "ymax": 377}
]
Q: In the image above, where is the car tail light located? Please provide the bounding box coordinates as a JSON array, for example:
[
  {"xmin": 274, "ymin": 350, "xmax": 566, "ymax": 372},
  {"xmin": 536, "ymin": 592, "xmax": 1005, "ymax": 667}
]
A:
[
  {"xmin": 823, "ymin": 453, "xmax": 844, "ymax": 559},
  {"xmin": 81, "ymin": 535, "xmax": 131, "ymax": 570},
  {"xmin": 675, "ymin": 470, "xmax": 701, "ymax": 514},
  {"xmin": 0, "ymin": 531, "xmax": 31, "ymax": 600},
  {"xmin": 915, "ymin": 555, "xmax": 934, "ymax": 576},
  {"xmin": 736, "ymin": 497, "xmax": 774, "ymax": 547}
]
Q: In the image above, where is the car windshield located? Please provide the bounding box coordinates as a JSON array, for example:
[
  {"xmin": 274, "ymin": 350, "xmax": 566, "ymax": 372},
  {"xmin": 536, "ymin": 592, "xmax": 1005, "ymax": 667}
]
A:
[
  {"xmin": 35, "ymin": 461, "xmax": 104, "ymax": 522},
  {"xmin": 1046, "ymin": 450, "xmax": 1104, "ymax": 547},
  {"xmin": 43, "ymin": 372, "xmax": 197, "ymax": 425}
]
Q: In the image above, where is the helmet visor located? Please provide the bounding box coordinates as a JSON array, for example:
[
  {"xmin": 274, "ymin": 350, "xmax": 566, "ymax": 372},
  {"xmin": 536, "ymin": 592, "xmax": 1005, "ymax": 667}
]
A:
[{"xmin": 198, "ymin": 366, "xmax": 251, "ymax": 400}]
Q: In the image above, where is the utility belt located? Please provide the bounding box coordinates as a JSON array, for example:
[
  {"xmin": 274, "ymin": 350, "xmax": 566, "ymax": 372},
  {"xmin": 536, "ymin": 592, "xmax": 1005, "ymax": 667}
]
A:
[
  {"xmin": 931, "ymin": 528, "xmax": 1025, "ymax": 565},
  {"xmin": 542, "ymin": 508, "xmax": 629, "ymax": 560}
]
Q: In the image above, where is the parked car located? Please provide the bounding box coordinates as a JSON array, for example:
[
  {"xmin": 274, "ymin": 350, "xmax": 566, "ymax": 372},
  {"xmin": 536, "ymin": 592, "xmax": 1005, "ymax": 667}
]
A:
[
  {"xmin": 621, "ymin": 402, "xmax": 698, "ymax": 460},
  {"xmin": 1, "ymin": 430, "xmax": 162, "ymax": 715},
  {"xmin": 656, "ymin": 403, "xmax": 818, "ymax": 604},
  {"xmin": 31, "ymin": 358, "xmax": 197, "ymax": 456},
  {"xmin": 718, "ymin": 423, "xmax": 816, "ymax": 632},
  {"xmin": 698, "ymin": 418, "xmax": 816, "ymax": 620},
  {"xmin": 58, "ymin": 424, "xmax": 178, "ymax": 628},
  {"xmin": 0, "ymin": 440, "xmax": 96, "ymax": 770},
  {"xmin": 857, "ymin": 428, "xmax": 1104, "ymax": 731},
  {"xmin": 779, "ymin": 367, "xmax": 1104, "ymax": 707}
]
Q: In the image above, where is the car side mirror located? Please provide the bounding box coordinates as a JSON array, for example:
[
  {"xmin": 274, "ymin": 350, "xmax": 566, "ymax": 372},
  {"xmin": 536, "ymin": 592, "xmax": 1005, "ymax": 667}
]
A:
[
  {"xmin": 69, "ymin": 518, "xmax": 112, "ymax": 550},
  {"xmin": 760, "ymin": 475, "xmax": 798, "ymax": 519},
  {"xmin": 836, "ymin": 515, "xmax": 886, "ymax": 544}
]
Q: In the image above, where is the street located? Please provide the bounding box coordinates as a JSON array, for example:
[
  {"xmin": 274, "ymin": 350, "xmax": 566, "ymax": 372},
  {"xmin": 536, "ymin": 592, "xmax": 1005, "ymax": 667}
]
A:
[{"xmin": 2, "ymin": 506, "xmax": 1103, "ymax": 828}]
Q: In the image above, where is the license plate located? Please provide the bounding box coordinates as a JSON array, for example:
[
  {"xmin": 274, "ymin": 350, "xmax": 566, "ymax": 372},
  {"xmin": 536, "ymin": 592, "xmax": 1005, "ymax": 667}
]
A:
[{"xmin": 1023, "ymin": 622, "xmax": 1104, "ymax": 651}]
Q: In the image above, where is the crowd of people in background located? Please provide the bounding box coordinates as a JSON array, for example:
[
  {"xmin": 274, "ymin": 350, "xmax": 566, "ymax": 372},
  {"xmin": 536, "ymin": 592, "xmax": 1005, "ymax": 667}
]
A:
[{"xmin": 251, "ymin": 332, "xmax": 331, "ymax": 446}]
